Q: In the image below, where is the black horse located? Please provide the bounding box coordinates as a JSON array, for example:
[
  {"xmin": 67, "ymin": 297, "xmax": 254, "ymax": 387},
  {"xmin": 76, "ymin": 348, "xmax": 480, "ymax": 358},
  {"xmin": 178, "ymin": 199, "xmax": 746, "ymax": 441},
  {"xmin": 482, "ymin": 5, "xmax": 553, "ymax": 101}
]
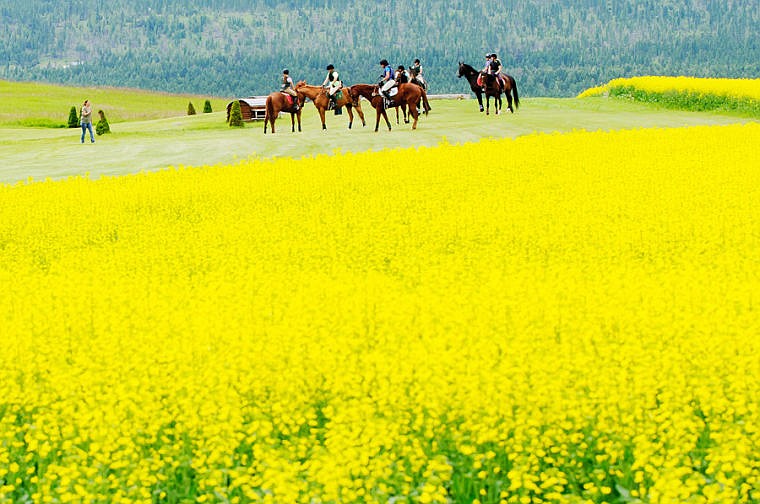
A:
[{"xmin": 457, "ymin": 62, "xmax": 520, "ymax": 114}]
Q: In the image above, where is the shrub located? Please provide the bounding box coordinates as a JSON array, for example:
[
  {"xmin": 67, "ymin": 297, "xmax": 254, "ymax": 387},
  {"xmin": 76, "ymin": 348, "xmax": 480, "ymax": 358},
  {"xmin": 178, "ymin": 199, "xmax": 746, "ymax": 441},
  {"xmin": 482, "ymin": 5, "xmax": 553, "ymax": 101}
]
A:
[
  {"xmin": 228, "ymin": 100, "xmax": 244, "ymax": 127},
  {"xmin": 67, "ymin": 106, "xmax": 79, "ymax": 128},
  {"xmin": 203, "ymin": 100, "xmax": 212, "ymax": 113},
  {"xmin": 95, "ymin": 110, "xmax": 111, "ymax": 135},
  {"xmin": 187, "ymin": 101, "xmax": 196, "ymax": 115}
]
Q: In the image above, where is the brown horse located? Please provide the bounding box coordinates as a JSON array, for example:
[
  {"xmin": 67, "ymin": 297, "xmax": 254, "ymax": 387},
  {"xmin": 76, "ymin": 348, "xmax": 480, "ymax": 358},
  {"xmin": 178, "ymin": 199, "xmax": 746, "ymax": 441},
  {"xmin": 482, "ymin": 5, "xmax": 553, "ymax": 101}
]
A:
[
  {"xmin": 294, "ymin": 81, "xmax": 366, "ymax": 130},
  {"xmin": 479, "ymin": 72, "xmax": 503, "ymax": 115},
  {"xmin": 263, "ymin": 91, "xmax": 304, "ymax": 134},
  {"xmin": 350, "ymin": 83, "xmax": 431, "ymax": 132}
]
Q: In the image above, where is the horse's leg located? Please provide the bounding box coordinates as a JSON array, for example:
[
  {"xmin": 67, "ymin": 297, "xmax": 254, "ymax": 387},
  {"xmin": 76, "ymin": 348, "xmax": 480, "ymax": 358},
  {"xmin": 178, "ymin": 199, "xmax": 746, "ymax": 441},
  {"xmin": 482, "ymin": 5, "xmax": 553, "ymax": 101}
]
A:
[
  {"xmin": 485, "ymin": 95, "xmax": 490, "ymax": 115},
  {"xmin": 496, "ymin": 94, "xmax": 501, "ymax": 115},
  {"xmin": 409, "ymin": 103, "xmax": 419, "ymax": 130},
  {"xmin": 403, "ymin": 104, "xmax": 409, "ymax": 124},
  {"xmin": 505, "ymin": 89, "xmax": 513, "ymax": 113},
  {"xmin": 376, "ymin": 102, "xmax": 391, "ymax": 131},
  {"xmin": 357, "ymin": 102, "xmax": 366, "ymax": 127},
  {"xmin": 291, "ymin": 112, "xmax": 295, "ymax": 133},
  {"xmin": 476, "ymin": 90, "xmax": 484, "ymax": 112},
  {"xmin": 297, "ymin": 110, "xmax": 302, "ymax": 132},
  {"xmin": 318, "ymin": 107, "xmax": 327, "ymax": 130},
  {"xmin": 382, "ymin": 108, "xmax": 392, "ymax": 131},
  {"xmin": 346, "ymin": 104, "xmax": 354, "ymax": 129}
]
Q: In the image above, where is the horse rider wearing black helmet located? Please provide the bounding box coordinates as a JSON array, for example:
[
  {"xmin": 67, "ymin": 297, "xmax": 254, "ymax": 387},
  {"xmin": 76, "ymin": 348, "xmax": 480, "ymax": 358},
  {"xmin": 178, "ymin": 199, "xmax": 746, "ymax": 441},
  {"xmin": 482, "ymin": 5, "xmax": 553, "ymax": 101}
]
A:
[
  {"xmin": 379, "ymin": 59, "xmax": 395, "ymax": 101},
  {"xmin": 482, "ymin": 53, "xmax": 505, "ymax": 92},
  {"xmin": 490, "ymin": 53, "xmax": 506, "ymax": 91},
  {"xmin": 322, "ymin": 64, "xmax": 342, "ymax": 111},
  {"xmin": 280, "ymin": 69, "xmax": 299, "ymax": 110}
]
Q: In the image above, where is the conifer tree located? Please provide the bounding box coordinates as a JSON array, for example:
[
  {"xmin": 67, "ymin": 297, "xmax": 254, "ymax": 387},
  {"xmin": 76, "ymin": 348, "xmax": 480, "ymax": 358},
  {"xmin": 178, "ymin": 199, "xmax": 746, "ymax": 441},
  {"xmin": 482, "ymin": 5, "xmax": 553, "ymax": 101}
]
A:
[
  {"xmin": 67, "ymin": 106, "xmax": 79, "ymax": 128},
  {"xmin": 228, "ymin": 100, "xmax": 244, "ymax": 127},
  {"xmin": 203, "ymin": 100, "xmax": 212, "ymax": 113},
  {"xmin": 187, "ymin": 101, "xmax": 196, "ymax": 115},
  {"xmin": 95, "ymin": 110, "xmax": 111, "ymax": 135}
]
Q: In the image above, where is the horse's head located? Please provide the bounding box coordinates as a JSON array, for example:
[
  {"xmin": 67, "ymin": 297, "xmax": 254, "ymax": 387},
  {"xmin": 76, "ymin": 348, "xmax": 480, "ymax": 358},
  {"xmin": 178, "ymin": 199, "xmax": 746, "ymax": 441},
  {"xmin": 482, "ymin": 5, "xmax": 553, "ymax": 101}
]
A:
[
  {"xmin": 480, "ymin": 72, "xmax": 495, "ymax": 84},
  {"xmin": 295, "ymin": 80, "xmax": 307, "ymax": 89},
  {"xmin": 457, "ymin": 62, "xmax": 465, "ymax": 78}
]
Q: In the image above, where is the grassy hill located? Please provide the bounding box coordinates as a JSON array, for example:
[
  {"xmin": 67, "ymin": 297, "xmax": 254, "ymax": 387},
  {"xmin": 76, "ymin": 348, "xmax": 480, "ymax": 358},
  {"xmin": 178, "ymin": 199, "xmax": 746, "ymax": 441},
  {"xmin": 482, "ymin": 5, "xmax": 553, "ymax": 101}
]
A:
[
  {"xmin": 1, "ymin": 80, "xmax": 756, "ymax": 185},
  {"xmin": 0, "ymin": 80, "xmax": 227, "ymax": 127}
]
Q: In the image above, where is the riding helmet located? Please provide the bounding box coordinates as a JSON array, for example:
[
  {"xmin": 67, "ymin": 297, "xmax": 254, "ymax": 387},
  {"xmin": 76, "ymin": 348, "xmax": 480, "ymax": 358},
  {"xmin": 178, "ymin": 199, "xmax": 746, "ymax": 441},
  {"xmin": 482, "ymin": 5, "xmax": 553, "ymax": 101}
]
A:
[
  {"xmin": 326, "ymin": 64, "xmax": 334, "ymax": 70},
  {"xmin": 379, "ymin": 59, "xmax": 389, "ymax": 66},
  {"xmin": 397, "ymin": 65, "xmax": 405, "ymax": 70},
  {"xmin": 283, "ymin": 69, "xmax": 289, "ymax": 74}
]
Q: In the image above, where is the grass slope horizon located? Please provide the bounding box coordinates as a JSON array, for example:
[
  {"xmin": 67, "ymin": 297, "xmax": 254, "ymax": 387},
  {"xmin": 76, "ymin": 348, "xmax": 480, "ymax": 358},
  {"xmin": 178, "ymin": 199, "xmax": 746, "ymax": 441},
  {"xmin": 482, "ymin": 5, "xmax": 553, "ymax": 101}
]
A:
[{"xmin": 1, "ymin": 79, "xmax": 757, "ymax": 185}]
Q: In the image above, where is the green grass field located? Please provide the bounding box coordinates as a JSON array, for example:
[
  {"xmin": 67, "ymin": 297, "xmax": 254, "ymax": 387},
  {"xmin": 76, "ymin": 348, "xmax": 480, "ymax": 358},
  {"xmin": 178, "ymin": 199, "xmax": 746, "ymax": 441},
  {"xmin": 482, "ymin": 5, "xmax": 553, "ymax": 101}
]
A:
[{"xmin": 1, "ymin": 79, "xmax": 756, "ymax": 184}]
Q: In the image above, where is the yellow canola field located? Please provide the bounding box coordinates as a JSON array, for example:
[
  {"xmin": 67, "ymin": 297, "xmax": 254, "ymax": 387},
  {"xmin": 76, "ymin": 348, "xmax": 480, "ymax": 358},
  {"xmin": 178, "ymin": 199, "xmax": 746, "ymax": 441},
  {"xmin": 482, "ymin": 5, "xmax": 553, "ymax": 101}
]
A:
[
  {"xmin": 577, "ymin": 75, "xmax": 760, "ymax": 100},
  {"xmin": 1, "ymin": 124, "xmax": 759, "ymax": 503}
]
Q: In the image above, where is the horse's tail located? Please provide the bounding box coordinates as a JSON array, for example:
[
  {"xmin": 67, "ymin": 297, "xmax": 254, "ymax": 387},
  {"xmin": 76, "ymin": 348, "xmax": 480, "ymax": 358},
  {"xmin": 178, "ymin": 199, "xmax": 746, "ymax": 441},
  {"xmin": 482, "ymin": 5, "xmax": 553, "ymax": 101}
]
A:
[
  {"xmin": 421, "ymin": 89, "xmax": 431, "ymax": 115},
  {"xmin": 509, "ymin": 75, "xmax": 519, "ymax": 109}
]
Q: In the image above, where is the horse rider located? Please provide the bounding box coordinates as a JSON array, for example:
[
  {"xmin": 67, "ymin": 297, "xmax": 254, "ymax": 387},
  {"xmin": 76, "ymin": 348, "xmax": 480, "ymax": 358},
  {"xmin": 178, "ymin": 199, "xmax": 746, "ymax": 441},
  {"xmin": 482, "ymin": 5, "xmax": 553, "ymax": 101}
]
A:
[
  {"xmin": 395, "ymin": 65, "xmax": 409, "ymax": 84},
  {"xmin": 280, "ymin": 69, "xmax": 299, "ymax": 110},
  {"xmin": 491, "ymin": 53, "xmax": 506, "ymax": 91},
  {"xmin": 409, "ymin": 58, "xmax": 426, "ymax": 89},
  {"xmin": 379, "ymin": 59, "xmax": 395, "ymax": 102},
  {"xmin": 481, "ymin": 54, "xmax": 504, "ymax": 92},
  {"xmin": 322, "ymin": 64, "xmax": 342, "ymax": 110}
]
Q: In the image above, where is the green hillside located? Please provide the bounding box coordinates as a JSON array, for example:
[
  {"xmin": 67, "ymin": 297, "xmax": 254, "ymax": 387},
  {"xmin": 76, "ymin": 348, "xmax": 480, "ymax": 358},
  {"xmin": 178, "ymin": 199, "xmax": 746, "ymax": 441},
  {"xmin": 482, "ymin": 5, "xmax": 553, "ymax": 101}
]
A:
[
  {"xmin": 1, "ymin": 0, "xmax": 757, "ymax": 97},
  {"xmin": 0, "ymin": 80, "xmax": 227, "ymax": 127}
]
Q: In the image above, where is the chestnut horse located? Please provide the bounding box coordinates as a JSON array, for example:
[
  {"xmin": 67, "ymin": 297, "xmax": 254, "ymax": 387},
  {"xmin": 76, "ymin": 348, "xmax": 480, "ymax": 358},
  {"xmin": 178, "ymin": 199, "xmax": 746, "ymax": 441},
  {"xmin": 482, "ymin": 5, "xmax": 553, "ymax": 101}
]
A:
[
  {"xmin": 263, "ymin": 91, "xmax": 304, "ymax": 134},
  {"xmin": 457, "ymin": 62, "xmax": 519, "ymax": 114},
  {"xmin": 294, "ymin": 81, "xmax": 366, "ymax": 130},
  {"xmin": 350, "ymin": 83, "xmax": 430, "ymax": 132},
  {"xmin": 393, "ymin": 78, "xmax": 428, "ymax": 125}
]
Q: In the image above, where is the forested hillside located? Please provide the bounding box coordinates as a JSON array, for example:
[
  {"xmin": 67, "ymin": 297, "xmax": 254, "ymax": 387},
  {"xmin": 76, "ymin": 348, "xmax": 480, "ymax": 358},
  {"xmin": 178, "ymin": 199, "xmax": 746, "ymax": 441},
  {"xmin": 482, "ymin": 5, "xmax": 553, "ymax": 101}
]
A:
[{"xmin": 1, "ymin": 0, "xmax": 757, "ymax": 97}]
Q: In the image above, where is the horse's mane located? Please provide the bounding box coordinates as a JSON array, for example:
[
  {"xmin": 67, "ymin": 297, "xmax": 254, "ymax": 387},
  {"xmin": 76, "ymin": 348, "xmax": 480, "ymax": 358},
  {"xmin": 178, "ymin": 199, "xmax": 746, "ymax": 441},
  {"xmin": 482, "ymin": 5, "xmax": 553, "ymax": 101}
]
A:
[
  {"xmin": 460, "ymin": 63, "xmax": 477, "ymax": 74},
  {"xmin": 296, "ymin": 81, "xmax": 319, "ymax": 89}
]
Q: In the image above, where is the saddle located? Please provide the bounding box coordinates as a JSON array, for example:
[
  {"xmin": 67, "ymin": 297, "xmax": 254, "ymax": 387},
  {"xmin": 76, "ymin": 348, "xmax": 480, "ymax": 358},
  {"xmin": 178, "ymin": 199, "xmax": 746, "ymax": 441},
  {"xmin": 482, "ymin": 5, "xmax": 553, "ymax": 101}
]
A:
[
  {"xmin": 280, "ymin": 92, "xmax": 299, "ymax": 110},
  {"xmin": 477, "ymin": 73, "xmax": 505, "ymax": 90},
  {"xmin": 375, "ymin": 86, "xmax": 398, "ymax": 108}
]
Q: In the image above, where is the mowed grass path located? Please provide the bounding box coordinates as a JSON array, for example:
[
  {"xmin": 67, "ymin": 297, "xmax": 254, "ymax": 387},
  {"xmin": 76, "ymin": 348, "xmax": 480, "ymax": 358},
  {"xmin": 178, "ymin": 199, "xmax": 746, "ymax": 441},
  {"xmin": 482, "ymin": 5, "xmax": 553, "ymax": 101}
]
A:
[{"xmin": 1, "ymin": 92, "xmax": 756, "ymax": 184}]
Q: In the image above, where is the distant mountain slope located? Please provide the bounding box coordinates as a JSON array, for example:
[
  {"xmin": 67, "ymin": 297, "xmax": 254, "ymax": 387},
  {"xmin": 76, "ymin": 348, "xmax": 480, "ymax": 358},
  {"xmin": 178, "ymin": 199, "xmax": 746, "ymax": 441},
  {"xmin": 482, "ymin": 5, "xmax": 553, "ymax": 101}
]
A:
[{"xmin": 1, "ymin": 0, "xmax": 757, "ymax": 97}]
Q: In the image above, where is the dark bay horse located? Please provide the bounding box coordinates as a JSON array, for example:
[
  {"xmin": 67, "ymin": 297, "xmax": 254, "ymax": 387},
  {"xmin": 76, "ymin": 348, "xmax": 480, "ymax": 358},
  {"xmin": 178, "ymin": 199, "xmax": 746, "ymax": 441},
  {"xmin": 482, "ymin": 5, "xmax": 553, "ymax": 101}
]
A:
[
  {"xmin": 480, "ymin": 72, "xmax": 503, "ymax": 115},
  {"xmin": 457, "ymin": 62, "xmax": 520, "ymax": 114},
  {"xmin": 294, "ymin": 81, "xmax": 366, "ymax": 130},
  {"xmin": 350, "ymin": 83, "xmax": 430, "ymax": 132},
  {"xmin": 263, "ymin": 91, "xmax": 303, "ymax": 134}
]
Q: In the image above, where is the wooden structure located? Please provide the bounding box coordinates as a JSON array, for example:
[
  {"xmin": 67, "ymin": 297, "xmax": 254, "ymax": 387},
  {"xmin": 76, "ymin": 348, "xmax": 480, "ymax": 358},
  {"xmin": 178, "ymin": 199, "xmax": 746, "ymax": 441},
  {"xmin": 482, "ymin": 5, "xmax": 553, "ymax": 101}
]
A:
[{"xmin": 226, "ymin": 97, "xmax": 269, "ymax": 122}]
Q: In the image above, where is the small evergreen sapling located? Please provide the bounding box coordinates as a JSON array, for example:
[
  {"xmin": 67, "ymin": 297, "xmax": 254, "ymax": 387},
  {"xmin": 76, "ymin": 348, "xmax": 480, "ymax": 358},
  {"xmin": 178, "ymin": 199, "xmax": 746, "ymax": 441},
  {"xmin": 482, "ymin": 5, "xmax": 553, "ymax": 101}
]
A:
[
  {"xmin": 229, "ymin": 101, "xmax": 244, "ymax": 127},
  {"xmin": 203, "ymin": 100, "xmax": 212, "ymax": 113},
  {"xmin": 68, "ymin": 106, "xmax": 79, "ymax": 128},
  {"xmin": 95, "ymin": 110, "xmax": 111, "ymax": 135},
  {"xmin": 187, "ymin": 101, "xmax": 196, "ymax": 115}
]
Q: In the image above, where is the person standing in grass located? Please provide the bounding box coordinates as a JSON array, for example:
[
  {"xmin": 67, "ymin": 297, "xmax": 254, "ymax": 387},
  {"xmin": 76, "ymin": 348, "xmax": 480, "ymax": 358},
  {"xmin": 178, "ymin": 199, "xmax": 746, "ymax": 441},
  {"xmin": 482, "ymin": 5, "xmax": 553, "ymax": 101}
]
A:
[{"xmin": 80, "ymin": 100, "xmax": 95, "ymax": 143}]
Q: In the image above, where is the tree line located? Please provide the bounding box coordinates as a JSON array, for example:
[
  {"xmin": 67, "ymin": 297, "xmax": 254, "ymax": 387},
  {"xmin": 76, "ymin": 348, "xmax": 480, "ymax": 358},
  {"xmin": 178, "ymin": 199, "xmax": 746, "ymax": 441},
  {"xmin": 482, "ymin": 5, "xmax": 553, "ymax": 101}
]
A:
[{"xmin": 0, "ymin": 0, "xmax": 757, "ymax": 98}]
